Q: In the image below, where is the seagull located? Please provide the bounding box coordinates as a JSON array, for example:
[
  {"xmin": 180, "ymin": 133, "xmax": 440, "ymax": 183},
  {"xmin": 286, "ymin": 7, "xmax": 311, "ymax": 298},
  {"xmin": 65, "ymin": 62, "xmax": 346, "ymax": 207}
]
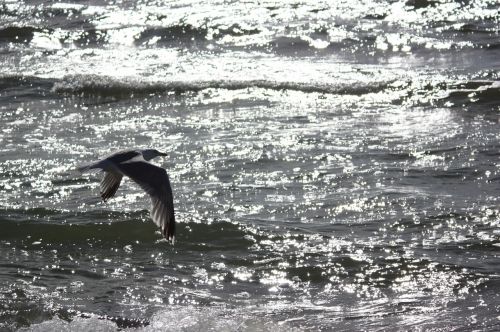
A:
[{"xmin": 77, "ymin": 149, "xmax": 175, "ymax": 243}]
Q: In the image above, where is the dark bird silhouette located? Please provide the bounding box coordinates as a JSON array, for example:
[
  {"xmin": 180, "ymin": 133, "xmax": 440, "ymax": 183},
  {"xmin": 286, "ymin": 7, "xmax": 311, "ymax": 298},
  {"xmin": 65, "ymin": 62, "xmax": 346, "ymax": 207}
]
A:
[{"xmin": 78, "ymin": 149, "xmax": 175, "ymax": 243}]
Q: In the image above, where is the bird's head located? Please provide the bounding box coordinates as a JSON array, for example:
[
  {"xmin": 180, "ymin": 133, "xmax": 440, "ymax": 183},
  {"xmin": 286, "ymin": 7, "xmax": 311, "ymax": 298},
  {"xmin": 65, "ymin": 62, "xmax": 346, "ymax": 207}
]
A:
[{"xmin": 141, "ymin": 149, "xmax": 168, "ymax": 161}]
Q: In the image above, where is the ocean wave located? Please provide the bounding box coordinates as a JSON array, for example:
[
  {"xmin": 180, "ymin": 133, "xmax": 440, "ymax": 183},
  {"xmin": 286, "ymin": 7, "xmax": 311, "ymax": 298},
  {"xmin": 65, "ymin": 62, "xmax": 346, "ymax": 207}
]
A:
[
  {"xmin": 135, "ymin": 23, "xmax": 261, "ymax": 45},
  {"xmin": 50, "ymin": 74, "xmax": 393, "ymax": 96},
  {"xmin": 440, "ymin": 80, "xmax": 500, "ymax": 107},
  {"xmin": 0, "ymin": 26, "xmax": 44, "ymax": 43},
  {"xmin": 20, "ymin": 305, "xmax": 294, "ymax": 332},
  {"xmin": 0, "ymin": 22, "xmax": 262, "ymax": 49},
  {"xmin": 0, "ymin": 73, "xmax": 394, "ymax": 96},
  {"xmin": 135, "ymin": 24, "xmax": 207, "ymax": 46},
  {"xmin": 1, "ymin": 22, "xmax": 490, "ymax": 54},
  {"xmin": 0, "ymin": 73, "xmax": 390, "ymax": 97},
  {"xmin": 73, "ymin": 28, "xmax": 108, "ymax": 47},
  {"xmin": 268, "ymin": 36, "xmax": 332, "ymax": 53},
  {"xmin": 0, "ymin": 208, "xmax": 252, "ymax": 247}
]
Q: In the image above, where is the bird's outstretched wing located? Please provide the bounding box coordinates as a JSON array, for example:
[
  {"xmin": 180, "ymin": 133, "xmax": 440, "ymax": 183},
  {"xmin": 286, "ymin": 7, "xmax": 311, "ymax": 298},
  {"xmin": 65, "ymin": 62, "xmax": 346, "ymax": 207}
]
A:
[
  {"xmin": 100, "ymin": 171, "xmax": 123, "ymax": 202},
  {"xmin": 117, "ymin": 160, "xmax": 176, "ymax": 242}
]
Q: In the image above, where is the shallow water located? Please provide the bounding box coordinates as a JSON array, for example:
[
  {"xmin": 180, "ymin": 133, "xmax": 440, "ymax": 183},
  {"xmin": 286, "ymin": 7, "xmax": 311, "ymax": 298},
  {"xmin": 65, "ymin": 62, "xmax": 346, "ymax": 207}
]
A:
[{"xmin": 1, "ymin": 0, "xmax": 500, "ymax": 330}]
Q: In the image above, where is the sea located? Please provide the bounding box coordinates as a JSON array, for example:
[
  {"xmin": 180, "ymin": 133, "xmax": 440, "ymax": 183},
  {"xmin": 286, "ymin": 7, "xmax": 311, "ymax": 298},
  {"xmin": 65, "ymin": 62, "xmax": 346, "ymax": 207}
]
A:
[{"xmin": 1, "ymin": 0, "xmax": 499, "ymax": 331}]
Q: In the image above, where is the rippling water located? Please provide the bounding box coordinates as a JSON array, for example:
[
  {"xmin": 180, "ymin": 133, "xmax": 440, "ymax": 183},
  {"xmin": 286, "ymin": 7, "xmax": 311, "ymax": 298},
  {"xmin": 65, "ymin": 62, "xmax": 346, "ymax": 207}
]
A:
[{"xmin": 1, "ymin": 0, "xmax": 500, "ymax": 330}]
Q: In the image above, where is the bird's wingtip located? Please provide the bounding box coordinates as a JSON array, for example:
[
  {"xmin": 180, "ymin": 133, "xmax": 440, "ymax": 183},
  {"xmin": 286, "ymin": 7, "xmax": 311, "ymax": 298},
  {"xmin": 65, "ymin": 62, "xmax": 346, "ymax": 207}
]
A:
[{"xmin": 163, "ymin": 227, "xmax": 175, "ymax": 245}]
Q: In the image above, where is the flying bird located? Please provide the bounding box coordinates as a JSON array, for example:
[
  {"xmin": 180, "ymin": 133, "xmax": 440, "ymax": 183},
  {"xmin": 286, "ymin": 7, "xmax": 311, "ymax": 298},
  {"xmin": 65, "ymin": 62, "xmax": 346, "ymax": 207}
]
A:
[{"xmin": 77, "ymin": 149, "xmax": 175, "ymax": 243}]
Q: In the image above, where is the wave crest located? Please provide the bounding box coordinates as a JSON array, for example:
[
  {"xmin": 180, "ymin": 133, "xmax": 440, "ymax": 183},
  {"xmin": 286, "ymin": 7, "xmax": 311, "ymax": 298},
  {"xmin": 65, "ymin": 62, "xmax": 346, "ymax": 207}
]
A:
[{"xmin": 51, "ymin": 74, "xmax": 393, "ymax": 96}]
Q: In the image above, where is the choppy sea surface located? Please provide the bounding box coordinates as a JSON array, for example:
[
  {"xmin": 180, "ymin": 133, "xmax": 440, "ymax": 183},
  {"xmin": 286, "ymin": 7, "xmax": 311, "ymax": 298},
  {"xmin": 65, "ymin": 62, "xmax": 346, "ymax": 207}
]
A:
[{"xmin": 1, "ymin": 0, "xmax": 500, "ymax": 330}]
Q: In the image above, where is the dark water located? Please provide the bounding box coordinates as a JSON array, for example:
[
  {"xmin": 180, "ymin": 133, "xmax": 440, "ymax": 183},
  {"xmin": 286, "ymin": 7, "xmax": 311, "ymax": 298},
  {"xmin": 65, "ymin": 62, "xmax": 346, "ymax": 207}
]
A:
[{"xmin": 1, "ymin": 0, "xmax": 500, "ymax": 330}]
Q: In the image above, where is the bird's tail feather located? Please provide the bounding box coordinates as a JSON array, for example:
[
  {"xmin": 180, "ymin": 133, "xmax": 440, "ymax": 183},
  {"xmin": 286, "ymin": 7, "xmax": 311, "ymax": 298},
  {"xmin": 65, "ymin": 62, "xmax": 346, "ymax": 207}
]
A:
[{"xmin": 77, "ymin": 161, "xmax": 101, "ymax": 173}]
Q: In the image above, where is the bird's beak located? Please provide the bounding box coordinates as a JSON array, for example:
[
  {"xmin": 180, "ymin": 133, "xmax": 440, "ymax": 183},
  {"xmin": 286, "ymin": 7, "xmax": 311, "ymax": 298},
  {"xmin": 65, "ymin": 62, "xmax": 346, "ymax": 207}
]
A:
[{"xmin": 159, "ymin": 151, "xmax": 168, "ymax": 156}]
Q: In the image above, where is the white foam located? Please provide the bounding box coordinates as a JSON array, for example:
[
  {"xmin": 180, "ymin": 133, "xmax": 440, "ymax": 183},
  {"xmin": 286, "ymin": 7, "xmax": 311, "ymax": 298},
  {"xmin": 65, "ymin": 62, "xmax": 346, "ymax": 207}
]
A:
[
  {"xmin": 22, "ymin": 306, "xmax": 297, "ymax": 332},
  {"xmin": 21, "ymin": 316, "xmax": 117, "ymax": 332},
  {"xmin": 141, "ymin": 306, "xmax": 293, "ymax": 332}
]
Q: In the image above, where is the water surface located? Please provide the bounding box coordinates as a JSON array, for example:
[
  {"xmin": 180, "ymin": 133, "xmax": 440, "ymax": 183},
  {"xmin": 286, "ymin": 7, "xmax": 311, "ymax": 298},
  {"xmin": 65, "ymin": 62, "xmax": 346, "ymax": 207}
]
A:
[{"xmin": 1, "ymin": 0, "xmax": 500, "ymax": 330}]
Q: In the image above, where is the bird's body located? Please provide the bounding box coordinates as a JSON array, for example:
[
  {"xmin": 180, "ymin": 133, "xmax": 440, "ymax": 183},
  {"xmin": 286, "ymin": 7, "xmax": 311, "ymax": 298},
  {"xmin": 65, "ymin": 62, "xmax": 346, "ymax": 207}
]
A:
[{"xmin": 78, "ymin": 149, "xmax": 175, "ymax": 243}]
